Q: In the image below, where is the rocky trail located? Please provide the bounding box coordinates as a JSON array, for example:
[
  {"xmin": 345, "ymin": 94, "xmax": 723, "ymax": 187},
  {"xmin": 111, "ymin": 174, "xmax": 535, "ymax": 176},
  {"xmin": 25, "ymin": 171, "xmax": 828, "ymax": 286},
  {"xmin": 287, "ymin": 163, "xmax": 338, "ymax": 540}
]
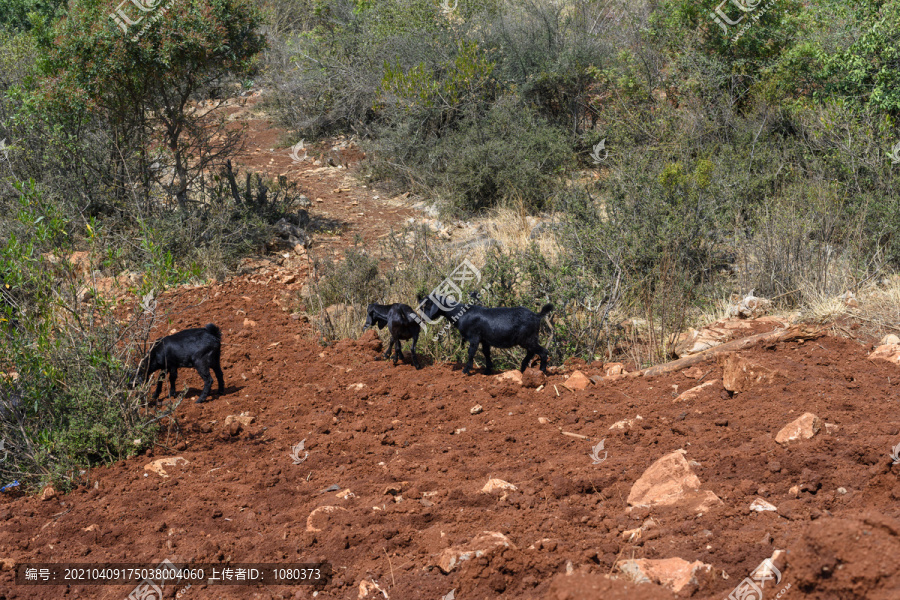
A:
[
  {"xmin": 1, "ymin": 93, "xmax": 900, "ymax": 600},
  {"xmin": 1, "ymin": 270, "xmax": 899, "ymax": 600}
]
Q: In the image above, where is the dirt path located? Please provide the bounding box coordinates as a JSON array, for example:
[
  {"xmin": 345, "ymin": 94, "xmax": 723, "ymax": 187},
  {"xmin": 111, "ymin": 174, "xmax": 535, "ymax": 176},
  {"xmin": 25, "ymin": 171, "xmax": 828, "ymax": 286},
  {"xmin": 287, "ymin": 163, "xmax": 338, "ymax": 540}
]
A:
[
  {"xmin": 1, "ymin": 271, "xmax": 899, "ymax": 599},
  {"xmin": 223, "ymin": 94, "xmax": 419, "ymax": 255},
  {"xmin": 2, "ymin": 95, "xmax": 900, "ymax": 600}
]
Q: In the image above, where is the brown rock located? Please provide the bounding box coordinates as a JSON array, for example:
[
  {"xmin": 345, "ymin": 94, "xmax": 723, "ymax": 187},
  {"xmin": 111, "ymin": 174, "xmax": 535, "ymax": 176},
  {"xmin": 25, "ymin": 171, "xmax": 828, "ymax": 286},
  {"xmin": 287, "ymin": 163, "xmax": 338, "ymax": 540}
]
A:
[
  {"xmin": 674, "ymin": 326, "xmax": 730, "ymax": 357},
  {"xmin": 498, "ymin": 370, "xmax": 523, "ymax": 385},
  {"xmin": 306, "ymin": 506, "xmax": 349, "ymax": 532},
  {"xmin": 564, "ymin": 370, "xmax": 591, "ymax": 391},
  {"xmin": 358, "ymin": 578, "xmax": 389, "ymax": 599},
  {"xmin": 880, "ymin": 334, "xmax": 900, "ymax": 346},
  {"xmin": 869, "ymin": 344, "xmax": 900, "ymax": 365},
  {"xmin": 39, "ymin": 485, "xmax": 58, "ymax": 502},
  {"xmin": 627, "ymin": 449, "xmax": 721, "ymax": 512},
  {"xmin": 435, "ymin": 531, "xmax": 516, "ymax": 574},
  {"xmin": 224, "ymin": 414, "xmax": 255, "ymax": 428},
  {"xmin": 144, "ymin": 457, "xmax": 189, "ymax": 478},
  {"xmin": 720, "ymin": 353, "xmax": 780, "ymax": 392},
  {"xmin": 609, "ymin": 415, "xmax": 643, "ymax": 430},
  {"xmin": 228, "ymin": 421, "xmax": 243, "ymax": 437},
  {"xmin": 604, "ymin": 363, "xmax": 627, "ymax": 377},
  {"xmin": 775, "ymin": 412, "xmax": 821, "ymax": 445},
  {"xmin": 481, "ymin": 479, "xmax": 517, "ymax": 494},
  {"xmin": 618, "ymin": 557, "xmax": 712, "ymax": 593},
  {"xmin": 0, "ymin": 558, "xmax": 16, "ymax": 571},
  {"xmin": 243, "ymin": 318, "xmax": 257, "ymax": 328},
  {"xmin": 673, "ymin": 379, "xmax": 720, "ymax": 402},
  {"xmin": 750, "ymin": 498, "xmax": 778, "ymax": 512},
  {"xmin": 727, "ymin": 292, "xmax": 772, "ymax": 319}
]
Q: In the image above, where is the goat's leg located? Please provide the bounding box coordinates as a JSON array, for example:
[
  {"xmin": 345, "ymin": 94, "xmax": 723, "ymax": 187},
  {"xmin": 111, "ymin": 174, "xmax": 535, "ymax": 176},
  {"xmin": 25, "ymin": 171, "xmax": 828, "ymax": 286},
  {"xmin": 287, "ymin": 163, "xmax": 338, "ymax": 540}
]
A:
[
  {"xmin": 168, "ymin": 369, "xmax": 178, "ymax": 398},
  {"xmin": 536, "ymin": 345, "xmax": 550, "ymax": 373},
  {"xmin": 392, "ymin": 336, "xmax": 404, "ymax": 366},
  {"xmin": 410, "ymin": 333, "xmax": 421, "ymax": 369},
  {"xmin": 213, "ymin": 363, "xmax": 225, "ymax": 396},
  {"xmin": 151, "ymin": 374, "xmax": 164, "ymax": 402},
  {"xmin": 212, "ymin": 348, "xmax": 225, "ymax": 396},
  {"xmin": 195, "ymin": 366, "xmax": 214, "ymax": 404},
  {"xmin": 464, "ymin": 339, "xmax": 479, "ymax": 375},
  {"xmin": 482, "ymin": 343, "xmax": 494, "ymax": 375},
  {"xmin": 519, "ymin": 351, "xmax": 536, "ymax": 372}
]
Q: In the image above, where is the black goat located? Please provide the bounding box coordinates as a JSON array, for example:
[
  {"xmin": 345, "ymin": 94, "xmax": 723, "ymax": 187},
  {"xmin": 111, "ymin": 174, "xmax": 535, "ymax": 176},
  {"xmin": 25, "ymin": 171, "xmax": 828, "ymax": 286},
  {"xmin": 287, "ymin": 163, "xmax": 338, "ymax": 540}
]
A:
[
  {"xmin": 420, "ymin": 295, "xmax": 553, "ymax": 375},
  {"xmin": 138, "ymin": 324, "xmax": 225, "ymax": 404},
  {"xmin": 363, "ymin": 303, "xmax": 421, "ymax": 369}
]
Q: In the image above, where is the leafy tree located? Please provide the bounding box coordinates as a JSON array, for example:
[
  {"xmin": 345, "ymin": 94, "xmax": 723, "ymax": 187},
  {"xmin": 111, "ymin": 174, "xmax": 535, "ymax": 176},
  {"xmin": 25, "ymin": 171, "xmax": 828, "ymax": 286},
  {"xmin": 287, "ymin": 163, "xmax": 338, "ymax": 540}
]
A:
[
  {"xmin": 0, "ymin": 0, "xmax": 66, "ymax": 32},
  {"xmin": 37, "ymin": 0, "xmax": 265, "ymax": 210},
  {"xmin": 817, "ymin": 0, "xmax": 900, "ymax": 117}
]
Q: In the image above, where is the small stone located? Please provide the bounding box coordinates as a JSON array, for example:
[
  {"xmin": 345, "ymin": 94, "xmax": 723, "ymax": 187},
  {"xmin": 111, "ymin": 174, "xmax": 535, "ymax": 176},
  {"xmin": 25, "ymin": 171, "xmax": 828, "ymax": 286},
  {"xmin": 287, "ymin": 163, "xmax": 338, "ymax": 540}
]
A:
[
  {"xmin": 481, "ymin": 479, "xmax": 517, "ymax": 494},
  {"xmin": 749, "ymin": 498, "xmax": 777, "ymax": 512},
  {"xmin": 470, "ymin": 404, "xmax": 483, "ymax": 415},
  {"xmin": 837, "ymin": 487, "xmax": 848, "ymax": 495},
  {"xmin": 674, "ymin": 380, "xmax": 720, "ymax": 402},
  {"xmin": 881, "ymin": 334, "xmax": 900, "ymax": 346},
  {"xmin": 498, "ymin": 370, "xmax": 523, "ymax": 385},
  {"xmin": 435, "ymin": 532, "xmax": 515, "ymax": 574},
  {"xmin": 144, "ymin": 457, "xmax": 189, "ymax": 478},
  {"xmin": 627, "ymin": 449, "xmax": 721, "ymax": 512},
  {"xmin": 869, "ymin": 344, "xmax": 900, "ymax": 365},
  {"xmin": 224, "ymin": 414, "xmax": 256, "ymax": 428},
  {"xmin": 40, "ymin": 486, "xmax": 58, "ymax": 502},
  {"xmin": 618, "ymin": 557, "xmax": 712, "ymax": 594},
  {"xmin": 564, "ymin": 370, "xmax": 591, "ymax": 391},
  {"xmin": 775, "ymin": 412, "xmax": 821, "ymax": 445}
]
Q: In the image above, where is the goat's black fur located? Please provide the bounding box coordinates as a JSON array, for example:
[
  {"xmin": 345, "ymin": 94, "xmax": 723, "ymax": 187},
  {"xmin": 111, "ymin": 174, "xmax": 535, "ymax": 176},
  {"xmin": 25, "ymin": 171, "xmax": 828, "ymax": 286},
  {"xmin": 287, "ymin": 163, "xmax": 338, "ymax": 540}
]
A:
[
  {"xmin": 139, "ymin": 323, "xmax": 225, "ymax": 404},
  {"xmin": 363, "ymin": 303, "xmax": 421, "ymax": 369},
  {"xmin": 420, "ymin": 295, "xmax": 553, "ymax": 375}
]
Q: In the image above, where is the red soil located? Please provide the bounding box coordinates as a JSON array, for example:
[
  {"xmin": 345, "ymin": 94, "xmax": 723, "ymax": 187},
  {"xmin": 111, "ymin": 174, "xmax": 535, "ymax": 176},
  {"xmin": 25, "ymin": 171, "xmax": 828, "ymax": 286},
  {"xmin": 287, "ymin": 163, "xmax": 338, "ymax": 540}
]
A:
[
  {"xmin": 1, "ymin": 272, "xmax": 899, "ymax": 600},
  {"xmin": 2, "ymin": 95, "xmax": 900, "ymax": 600}
]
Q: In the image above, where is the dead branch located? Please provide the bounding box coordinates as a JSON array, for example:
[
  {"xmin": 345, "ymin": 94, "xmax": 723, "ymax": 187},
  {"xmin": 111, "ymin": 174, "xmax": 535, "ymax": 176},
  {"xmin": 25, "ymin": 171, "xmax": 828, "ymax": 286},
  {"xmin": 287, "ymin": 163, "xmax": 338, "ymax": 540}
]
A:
[{"xmin": 639, "ymin": 324, "xmax": 827, "ymax": 378}]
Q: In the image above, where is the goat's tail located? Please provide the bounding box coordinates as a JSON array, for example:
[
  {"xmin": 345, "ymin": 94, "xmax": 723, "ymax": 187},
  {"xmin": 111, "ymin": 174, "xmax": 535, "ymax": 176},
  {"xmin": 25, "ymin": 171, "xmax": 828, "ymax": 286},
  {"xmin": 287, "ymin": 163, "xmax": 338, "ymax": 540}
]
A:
[
  {"xmin": 204, "ymin": 323, "xmax": 222, "ymax": 339},
  {"xmin": 539, "ymin": 303, "xmax": 554, "ymax": 317}
]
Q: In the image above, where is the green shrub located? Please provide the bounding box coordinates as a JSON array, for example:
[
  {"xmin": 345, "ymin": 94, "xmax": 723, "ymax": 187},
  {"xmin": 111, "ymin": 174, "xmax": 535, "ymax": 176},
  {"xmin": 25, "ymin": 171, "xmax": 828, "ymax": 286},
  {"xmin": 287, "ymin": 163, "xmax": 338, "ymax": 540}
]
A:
[{"xmin": 0, "ymin": 184, "xmax": 164, "ymax": 491}]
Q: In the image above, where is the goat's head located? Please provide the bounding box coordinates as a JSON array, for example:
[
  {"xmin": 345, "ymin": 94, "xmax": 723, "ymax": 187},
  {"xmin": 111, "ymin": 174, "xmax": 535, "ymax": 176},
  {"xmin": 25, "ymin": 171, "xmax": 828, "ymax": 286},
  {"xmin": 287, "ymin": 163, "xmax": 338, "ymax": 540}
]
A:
[
  {"xmin": 420, "ymin": 294, "xmax": 459, "ymax": 321},
  {"xmin": 132, "ymin": 342, "xmax": 161, "ymax": 388},
  {"xmin": 363, "ymin": 303, "xmax": 385, "ymax": 330}
]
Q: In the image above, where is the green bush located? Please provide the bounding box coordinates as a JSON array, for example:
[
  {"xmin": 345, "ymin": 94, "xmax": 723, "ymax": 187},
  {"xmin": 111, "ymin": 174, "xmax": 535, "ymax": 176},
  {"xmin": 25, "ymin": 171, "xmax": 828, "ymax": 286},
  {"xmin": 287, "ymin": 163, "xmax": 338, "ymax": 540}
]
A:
[
  {"xmin": 369, "ymin": 97, "xmax": 572, "ymax": 214},
  {"xmin": 0, "ymin": 184, "xmax": 164, "ymax": 491}
]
